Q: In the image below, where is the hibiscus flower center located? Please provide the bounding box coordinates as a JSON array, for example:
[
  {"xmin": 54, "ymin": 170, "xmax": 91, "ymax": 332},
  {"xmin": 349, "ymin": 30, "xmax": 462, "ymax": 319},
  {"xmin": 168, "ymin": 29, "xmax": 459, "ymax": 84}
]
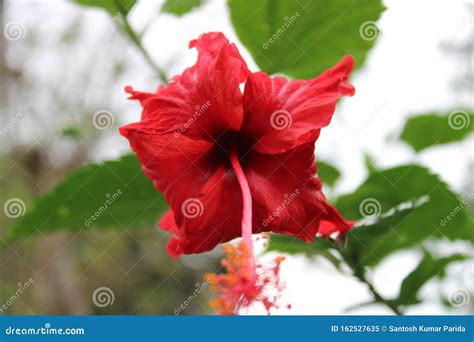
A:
[
  {"xmin": 205, "ymin": 146, "xmax": 288, "ymax": 315},
  {"xmin": 214, "ymin": 130, "xmax": 255, "ymax": 167}
]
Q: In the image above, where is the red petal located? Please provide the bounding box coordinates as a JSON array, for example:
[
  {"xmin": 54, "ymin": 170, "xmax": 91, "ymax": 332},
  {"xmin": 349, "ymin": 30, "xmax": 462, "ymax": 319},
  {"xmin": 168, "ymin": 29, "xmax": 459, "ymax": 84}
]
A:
[
  {"xmin": 245, "ymin": 143, "xmax": 353, "ymax": 241},
  {"xmin": 119, "ymin": 126, "xmax": 216, "ymax": 200},
  {"xmin": 124, "ymin": 85, "xmax": 165, "ymax": 120},
  {"xmin": 159, "ymin": 210, "xmax": 179, "ymax": 235},
  {"xmin": 189, "ymin": 32, "xmax": 249, "ymax": 83},
  {"xmin": 120, "ymin": 126, "xmax": 245, "ymax": 256},
  {"xmin": 241, "ymin": 56, "xmax": 354, "ymax": 154},
  {"xmin": 317, "ymin": 202, "xmax": 354, "ymax": 238},
  {"xmin": 126, "ymin": 32, "xmax": 249, "ymax": 141},
  {"xmin": 167, "ymin": 165, "xmax": 244, "ymax": 257}
]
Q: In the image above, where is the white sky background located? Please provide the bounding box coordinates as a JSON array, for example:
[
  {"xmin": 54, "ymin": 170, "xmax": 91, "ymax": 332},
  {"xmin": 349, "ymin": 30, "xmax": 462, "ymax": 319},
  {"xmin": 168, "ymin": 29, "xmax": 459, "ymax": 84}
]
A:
[{"xmin": 4, "ymin": 0, "xmax": 473, "ymax": 314}]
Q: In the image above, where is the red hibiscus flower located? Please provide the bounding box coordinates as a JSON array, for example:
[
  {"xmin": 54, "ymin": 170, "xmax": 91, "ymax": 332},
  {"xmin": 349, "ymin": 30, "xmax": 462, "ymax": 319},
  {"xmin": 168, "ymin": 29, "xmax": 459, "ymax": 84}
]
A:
[{"xmin": 120, "ymin": 32, "xmax": 355, "ymax": 314}]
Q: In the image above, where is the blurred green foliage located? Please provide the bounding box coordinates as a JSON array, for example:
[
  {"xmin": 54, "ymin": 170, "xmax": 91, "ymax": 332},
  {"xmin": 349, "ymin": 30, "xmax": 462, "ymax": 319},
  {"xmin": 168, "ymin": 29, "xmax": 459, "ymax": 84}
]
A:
[
  {"xmin": 161, "ymin": 0, "xmax": 203, "ymax": 16},
  {"xmin": 337, "ymin": 165, "xmax": 472, "ymax": 266},
  {"xmin": 7, "ymin": 155, "xmax": 168, "ymax": 243},
  {"xmin": 3, "ymin": 0, "xmax": 470, "ymax": 316},
  {"xmin": 400, "ymin": 111, "xmax": 473, "ymax": 152},
  {"xmin": 390, "ymin": 251, "xmax": 467, "ymax": 307},
  {"xmin": 228, "ymin": 0, "xmax": 385, "ymax": 78},
  {"xmin": 317, "ymin": 161, "xmax": 341, "ymax": 189},
  {"xmin": 73, "ymin": 0, "xmax": 136, "ymax": 16}
]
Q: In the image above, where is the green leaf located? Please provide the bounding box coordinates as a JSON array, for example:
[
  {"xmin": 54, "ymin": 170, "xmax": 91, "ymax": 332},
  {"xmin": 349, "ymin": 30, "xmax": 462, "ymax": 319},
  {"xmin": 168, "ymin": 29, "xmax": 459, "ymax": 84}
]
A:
[
  {"xmin": 337, "ymin": 165, "xmax": 473, "ymax": 267},
  {"xmin": 268, "ymin": 233, "xmax": 342, "ymax": 269},
  {"xmin": 317, "ymin": 161, "xmax": 341, "ymax": 188},
  {"xmin": 228, "ymin": 0, "xmax": 385, "ymax": 79},
  {"xmin": 161, "ymin": 0, "xmax": 203, "ymax": 16},
  {"xmin": 7, "ymin": 155, "xmax": 167, "ymax": 243},
  {"xmin": 73, "ymin": 0, "xmax": 136, "ymax": 16},
  {"xmin": 391, "ymin": 251, "xmax": 467, "ymax": 307},
  {"xmin": 400, "ymin": 111, "xmax": 474, "ymax": 152},
  {"xmin": 267, "ymin": 204, "xmax": 417, "ymax": 270},
  {"xmin": 341, "ymin": 198, "xmax": 423, "ymax": 270},
  {"xmin": 363, "ymin": 153, "xmax": 378, "ymax": 174}
]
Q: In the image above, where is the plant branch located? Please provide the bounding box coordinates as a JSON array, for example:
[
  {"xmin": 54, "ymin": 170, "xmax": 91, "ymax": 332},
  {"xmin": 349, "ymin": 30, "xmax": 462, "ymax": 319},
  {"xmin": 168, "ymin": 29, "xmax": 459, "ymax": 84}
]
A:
[
  {"xmin": 336, "ymin": 246, "xmax": 403, "ymax": 315},
  {"xmin": 113, "ymin": 1, "xmax": 168, "ymax": 84},
  {"xmin": 352, "ymin": 269, "xmax": 403, "ymax": 315}
]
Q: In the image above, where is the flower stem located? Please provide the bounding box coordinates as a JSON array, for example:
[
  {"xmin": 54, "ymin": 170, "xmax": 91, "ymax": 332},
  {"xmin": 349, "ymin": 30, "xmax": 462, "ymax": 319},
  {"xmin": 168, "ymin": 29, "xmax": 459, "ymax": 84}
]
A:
[
  {"xmin": 353, "ymin": 269, "xmax": 403, "ymax": 315},
  {"xmin": 113, "ymin": 0, "xmax": 168, "ymax": 84},
  {"xmin": 229, "ymin": 151, "xmax": 254, "ymax": 265},
  {"xmin": 338, "ymin": 245, "xmax": 402, "ymax": 315}
]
